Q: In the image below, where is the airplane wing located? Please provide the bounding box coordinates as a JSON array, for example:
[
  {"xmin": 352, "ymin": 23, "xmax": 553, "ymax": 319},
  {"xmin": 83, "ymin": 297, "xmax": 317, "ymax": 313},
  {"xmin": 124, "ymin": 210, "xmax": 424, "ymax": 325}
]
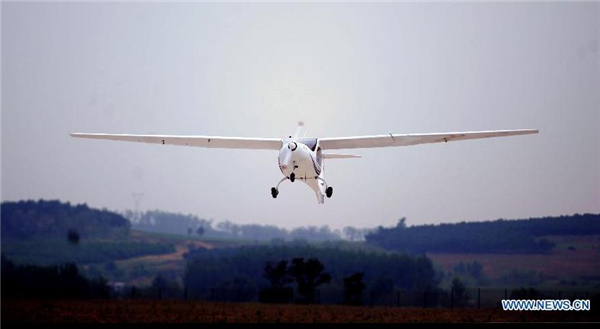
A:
[
  {"xmin": 69, "ymin": 133, "xmax": 282, "ymax": 150},
  {"xmin": 319, "ymin": 129, "xmax": 538, "ymax": 150}
]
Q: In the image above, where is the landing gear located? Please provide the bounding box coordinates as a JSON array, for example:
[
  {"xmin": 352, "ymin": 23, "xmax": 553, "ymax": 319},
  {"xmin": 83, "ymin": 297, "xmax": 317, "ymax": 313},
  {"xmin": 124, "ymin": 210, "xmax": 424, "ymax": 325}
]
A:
[
  {"xmin": 271, "ymin": 177, "xmax": 288, "ymax": 199},
  {"xmin": 290, "ymin": 173, "xmax": 295, "ymax": 182},
  {"xmin": 316, "ymin": 177, "xmax": 334, "ymax": 199}
]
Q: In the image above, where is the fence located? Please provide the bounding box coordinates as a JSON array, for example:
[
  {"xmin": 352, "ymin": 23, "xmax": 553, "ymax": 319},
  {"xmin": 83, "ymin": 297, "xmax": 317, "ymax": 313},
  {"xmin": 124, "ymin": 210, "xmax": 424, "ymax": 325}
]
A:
[{"xmin": 109, "ymin": 285, "xmax": 600, "ymax": 309}]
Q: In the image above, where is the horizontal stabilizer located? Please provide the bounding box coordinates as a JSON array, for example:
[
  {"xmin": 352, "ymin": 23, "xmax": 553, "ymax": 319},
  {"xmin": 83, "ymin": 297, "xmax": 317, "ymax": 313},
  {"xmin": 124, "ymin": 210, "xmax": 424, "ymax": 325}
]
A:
[{"xmin": 323, "ymin": 153, "xmax": 361, "ymax": 159}]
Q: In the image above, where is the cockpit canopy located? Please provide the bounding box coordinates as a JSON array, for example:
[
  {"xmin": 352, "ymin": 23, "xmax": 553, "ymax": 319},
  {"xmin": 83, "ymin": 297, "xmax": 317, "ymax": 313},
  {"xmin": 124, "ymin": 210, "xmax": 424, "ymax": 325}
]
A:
[{"xmin": 297, "ymin": 138, "xmax": 318, "ymax": 151}]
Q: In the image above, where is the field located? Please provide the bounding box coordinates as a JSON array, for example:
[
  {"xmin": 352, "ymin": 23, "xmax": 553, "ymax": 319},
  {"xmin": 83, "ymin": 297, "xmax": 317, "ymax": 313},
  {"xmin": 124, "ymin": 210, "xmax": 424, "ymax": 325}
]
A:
[
  {"xmin": 0, "ymin": 237, "xmax": 176, "ymax": 266},
  {"xmin": 113, "ymin": 230, "xmax": 262, "ymax": 285},
  {"xmin": 2, "ymin": 299, "xmax": 599, "ymax": 323},
  {"xmin": 428, "ymin": 235, "xmax": 600, "ymax": 282},
  {"xmin": 1, "ymin": 229, "xmax": 257, "ymax": 286}
]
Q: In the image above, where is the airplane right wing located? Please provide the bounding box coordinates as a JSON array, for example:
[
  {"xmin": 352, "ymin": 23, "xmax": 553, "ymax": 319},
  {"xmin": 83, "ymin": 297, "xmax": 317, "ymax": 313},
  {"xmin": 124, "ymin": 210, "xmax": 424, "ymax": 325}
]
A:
[{"xmin": 319, "ymin": 129, "xmax": 538, "ymax": 150}]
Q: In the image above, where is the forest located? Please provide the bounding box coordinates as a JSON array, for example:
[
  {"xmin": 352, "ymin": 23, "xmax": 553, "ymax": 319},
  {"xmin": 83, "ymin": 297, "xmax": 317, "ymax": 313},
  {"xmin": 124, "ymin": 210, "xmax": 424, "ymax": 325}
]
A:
[
  {"xmin": 124, "ymin": 209, "xmax": 372, "ymax": 242},
  {"xmin": 1, "ymin": 200, "xmax": 130, "ymax": 239},
  {"xmin": 1, "ymin": 253, "xmax": 107, "ymax": 299},
  {"xmin": 183, "ymin": 243, "xmax": 437, "ymax": 304},
  {"xmin": 366, "ymin": 214, "xmax": 600, "ymax": 254},
  {"xmin": 1, "ymin": 200, "xmax": 174, "ymax": 265}
]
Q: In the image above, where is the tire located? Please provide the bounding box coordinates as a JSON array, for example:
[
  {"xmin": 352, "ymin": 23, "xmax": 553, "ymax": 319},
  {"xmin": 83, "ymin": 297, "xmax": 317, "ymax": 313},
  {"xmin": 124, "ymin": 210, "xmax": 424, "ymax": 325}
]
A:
[
  {"xmin": 290, "ymin": 173, "xmax": 295, "ymax": 182},
  {"xmin": 326, "ymin": 186, "xmax": 333, "ymax": 198},
  {"xmin": 271, "ymin": 187, "xmax": 278, "ymax": 198}
]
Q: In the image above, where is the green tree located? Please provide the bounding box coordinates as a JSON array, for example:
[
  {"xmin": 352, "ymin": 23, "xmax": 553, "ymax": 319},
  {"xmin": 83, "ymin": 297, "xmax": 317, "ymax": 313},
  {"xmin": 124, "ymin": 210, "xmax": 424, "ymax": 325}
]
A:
[
  {"xmin": 264, "ymin": 260, "xmax": 292, "ymax": 288},
  {"xmin": 259, "ymin": 260, "xmax": 293, "ymax": 303},
  {"xmin": 343, "ymin": 272, "xmax": 366, "ymax": 306},
  {"xmin": 288, "ymin": 258, "xmax": 331, "ymax": 304},
  {"xmin": 451, "ymin": 277, "xmax": 469, "ymax": 306}
]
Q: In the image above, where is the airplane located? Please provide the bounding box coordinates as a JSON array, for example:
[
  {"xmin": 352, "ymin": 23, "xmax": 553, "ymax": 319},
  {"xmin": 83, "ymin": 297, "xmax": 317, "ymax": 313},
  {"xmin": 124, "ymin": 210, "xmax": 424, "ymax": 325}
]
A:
[{"xmin": 70, "ymin": 122, "xmax": 538, "ymax": 204}]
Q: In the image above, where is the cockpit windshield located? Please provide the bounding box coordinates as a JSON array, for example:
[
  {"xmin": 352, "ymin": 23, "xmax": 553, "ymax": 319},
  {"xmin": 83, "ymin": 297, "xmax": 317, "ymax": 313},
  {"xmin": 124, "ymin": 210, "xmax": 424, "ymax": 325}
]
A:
[{"xmin": 298, "ymin": 138, "xmax": 318, "ymax": 151}]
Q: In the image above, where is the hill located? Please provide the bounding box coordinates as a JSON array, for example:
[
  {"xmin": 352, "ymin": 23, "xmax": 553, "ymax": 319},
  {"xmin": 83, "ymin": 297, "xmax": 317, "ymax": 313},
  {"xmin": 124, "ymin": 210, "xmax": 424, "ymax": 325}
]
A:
[
  {"xmin": 0, "ymin": 200, "xmax": 177, "ymax": 267},
  {"xmin": 366, "ymin": 214, "xmax": 600, "ymax": 254},
  {"xmin": 1, "ymin": 199, "xmax": 130, "ymax": 239}
]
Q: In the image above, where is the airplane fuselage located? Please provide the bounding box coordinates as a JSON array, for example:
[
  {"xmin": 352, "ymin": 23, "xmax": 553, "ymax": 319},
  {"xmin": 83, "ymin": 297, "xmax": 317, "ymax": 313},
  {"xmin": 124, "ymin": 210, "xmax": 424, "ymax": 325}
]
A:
[{"xmin": 277, "ymin": 138, "xmax": 328, "ymax": 203}]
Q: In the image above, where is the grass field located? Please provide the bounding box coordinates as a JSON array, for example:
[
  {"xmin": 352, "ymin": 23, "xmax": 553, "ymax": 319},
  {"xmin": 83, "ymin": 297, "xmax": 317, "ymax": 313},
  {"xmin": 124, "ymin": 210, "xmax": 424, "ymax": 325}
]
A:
[
  {"xmin": 115, "ymin": 230, "xmax": 261, "ymax": 285},
  {"xmin": 0, "ymin": 237, "xmax": 176, "ymax": 266},
  {"xmin": 428, "ymin": 235, "xmax": 600, "ymax": 282},
  {"xmin": 2, "ymin": 299, "xmax": 598, "ymax": 323},
  {"xmin": 1, "ymin": 230, "xmax": 255, "ymax": 285}
]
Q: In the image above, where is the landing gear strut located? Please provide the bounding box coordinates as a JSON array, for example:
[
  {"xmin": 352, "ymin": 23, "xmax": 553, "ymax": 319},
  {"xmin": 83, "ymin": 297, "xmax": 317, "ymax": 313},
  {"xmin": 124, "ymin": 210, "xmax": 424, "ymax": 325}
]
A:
[
  {"xmin": 271, "ymin": 177, "xmax": 288, "ymax": 199},
  {"xmin": 317, "ymin": 177, "xmax": 334, "ymax": 199},
  {"xmin": 289, "ymin": 165, "xmax": 298, "ymax": 183}
]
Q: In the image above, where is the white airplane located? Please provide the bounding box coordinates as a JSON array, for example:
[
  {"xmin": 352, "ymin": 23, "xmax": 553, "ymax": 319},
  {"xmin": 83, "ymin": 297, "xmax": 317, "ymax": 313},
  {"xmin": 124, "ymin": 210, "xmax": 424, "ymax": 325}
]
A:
[{"xmin": 70, "ymin": 123, "xmax": 537, "ymax": 204}]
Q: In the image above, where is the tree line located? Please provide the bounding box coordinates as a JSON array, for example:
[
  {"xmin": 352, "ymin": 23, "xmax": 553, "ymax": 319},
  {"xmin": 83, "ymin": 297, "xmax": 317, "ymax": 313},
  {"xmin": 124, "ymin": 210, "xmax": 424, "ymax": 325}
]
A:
[
  {"xmin": 1, "ymin": 253, "xmax": 107, "ymax": 299},
  {"xmin": 183, "ymin": 243, "xmax": 437, "ymax": 304},
  {"xmin": 1, "ymin": 200, "xmax": 130, "ymax": 239},
  {"xmin": 4, "ymin": 252, "xmax": 596, "ymax": 308},
  {"xmin": 124, "ymin": 209, "xmax": 373, "ymax": 242},
  {"xmin": 365, "ymin": 214, "xmax": 600, "ymax": 254}
]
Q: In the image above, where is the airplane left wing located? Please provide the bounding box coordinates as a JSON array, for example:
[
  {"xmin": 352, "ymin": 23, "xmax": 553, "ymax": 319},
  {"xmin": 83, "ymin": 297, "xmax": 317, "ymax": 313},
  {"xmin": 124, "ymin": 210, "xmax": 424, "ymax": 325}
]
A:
[
  {"xmin": 319, "ymin": 129, "xmax": 538, "ymax": 150},
  {"xmin": 69, "ymin": 133, "xmax": 282, "ymax": 150}
]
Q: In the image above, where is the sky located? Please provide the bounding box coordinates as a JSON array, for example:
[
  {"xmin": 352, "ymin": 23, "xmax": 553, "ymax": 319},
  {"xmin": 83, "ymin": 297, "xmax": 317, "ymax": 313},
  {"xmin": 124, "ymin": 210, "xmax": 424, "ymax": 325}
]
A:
[{"xmin": 2, "ymin": 2, "xmax": 599, "ymax": 230}]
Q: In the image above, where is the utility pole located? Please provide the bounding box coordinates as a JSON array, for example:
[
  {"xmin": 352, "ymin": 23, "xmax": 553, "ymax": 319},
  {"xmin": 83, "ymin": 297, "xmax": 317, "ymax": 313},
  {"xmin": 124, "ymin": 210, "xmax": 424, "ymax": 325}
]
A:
[{"xmin": 132, "ymin": 193, "xmax": 144, "ymax": 222}]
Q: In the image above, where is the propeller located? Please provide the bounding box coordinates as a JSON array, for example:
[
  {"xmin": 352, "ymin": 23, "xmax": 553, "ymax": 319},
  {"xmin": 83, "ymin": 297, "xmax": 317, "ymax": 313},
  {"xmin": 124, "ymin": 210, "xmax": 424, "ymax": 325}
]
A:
[
  {"xmin": 281, "ymin": 121, "xmax": 305, "ymax": 168},
  {"xmin": 293, "ymin": 121, "xmax": 305, "ymax": 139}
]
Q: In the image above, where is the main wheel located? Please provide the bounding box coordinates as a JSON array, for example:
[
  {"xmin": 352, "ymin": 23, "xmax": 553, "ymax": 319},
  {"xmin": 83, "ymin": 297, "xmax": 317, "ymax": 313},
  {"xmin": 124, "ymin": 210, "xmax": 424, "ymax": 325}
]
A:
[
  {"xmin": 290, "ymin": 173, "xmax": 295, "ymax": 182},
  {"xmin": 271, "ymin": 187, "xmax": 278, "ymax": 198},
  {"xmin": 326, "ymin": 186, "xmax": 333, "ymax": 198}
]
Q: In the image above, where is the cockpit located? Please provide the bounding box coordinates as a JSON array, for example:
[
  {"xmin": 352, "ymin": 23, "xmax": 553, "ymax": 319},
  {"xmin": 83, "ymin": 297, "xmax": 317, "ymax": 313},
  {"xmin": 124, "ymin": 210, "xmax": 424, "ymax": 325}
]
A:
[{"xmin": 297, "ymin": 138, "xmax": 318, "ymax": 151}]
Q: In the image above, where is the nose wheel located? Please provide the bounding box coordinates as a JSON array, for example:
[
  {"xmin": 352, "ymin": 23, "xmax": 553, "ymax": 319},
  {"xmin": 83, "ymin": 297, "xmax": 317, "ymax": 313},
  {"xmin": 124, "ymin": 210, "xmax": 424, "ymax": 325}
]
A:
[{"xmin": 290, "ymin": 173, "xmax": 295, "ymax": 182}]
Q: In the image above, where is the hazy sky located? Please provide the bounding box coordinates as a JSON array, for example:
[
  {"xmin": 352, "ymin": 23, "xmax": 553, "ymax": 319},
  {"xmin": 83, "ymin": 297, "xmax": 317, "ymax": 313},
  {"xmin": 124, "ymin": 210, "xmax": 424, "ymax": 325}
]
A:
[{"xmin": 2, "ymin": 2, "xmax": 599, "ymax": 230}]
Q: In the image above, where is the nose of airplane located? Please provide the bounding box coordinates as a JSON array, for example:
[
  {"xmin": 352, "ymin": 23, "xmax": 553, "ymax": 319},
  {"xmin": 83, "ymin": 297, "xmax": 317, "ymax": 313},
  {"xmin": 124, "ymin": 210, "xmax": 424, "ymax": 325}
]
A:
[{"xmin": 287, "ymin": 141, "xmax": 297, "ymax": 151}]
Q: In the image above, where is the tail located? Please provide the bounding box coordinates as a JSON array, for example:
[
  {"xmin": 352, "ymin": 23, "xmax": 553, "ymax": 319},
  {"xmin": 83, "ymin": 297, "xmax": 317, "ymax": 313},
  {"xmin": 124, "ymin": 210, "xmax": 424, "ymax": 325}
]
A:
[
  {"xmin": 306, "ymin": 178, "xmax": 325, "ymax": 204},
  {"xmin": 316, "ymin": 190, "xmax": 325, "ymax": 204}
]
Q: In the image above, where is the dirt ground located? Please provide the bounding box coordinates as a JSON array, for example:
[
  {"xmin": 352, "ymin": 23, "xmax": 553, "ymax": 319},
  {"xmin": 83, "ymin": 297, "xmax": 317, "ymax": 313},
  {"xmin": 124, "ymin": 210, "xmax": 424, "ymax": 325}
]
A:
[{"xmin": 2, "ymin": 299, "xmax": 598, "ymax": 323}]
